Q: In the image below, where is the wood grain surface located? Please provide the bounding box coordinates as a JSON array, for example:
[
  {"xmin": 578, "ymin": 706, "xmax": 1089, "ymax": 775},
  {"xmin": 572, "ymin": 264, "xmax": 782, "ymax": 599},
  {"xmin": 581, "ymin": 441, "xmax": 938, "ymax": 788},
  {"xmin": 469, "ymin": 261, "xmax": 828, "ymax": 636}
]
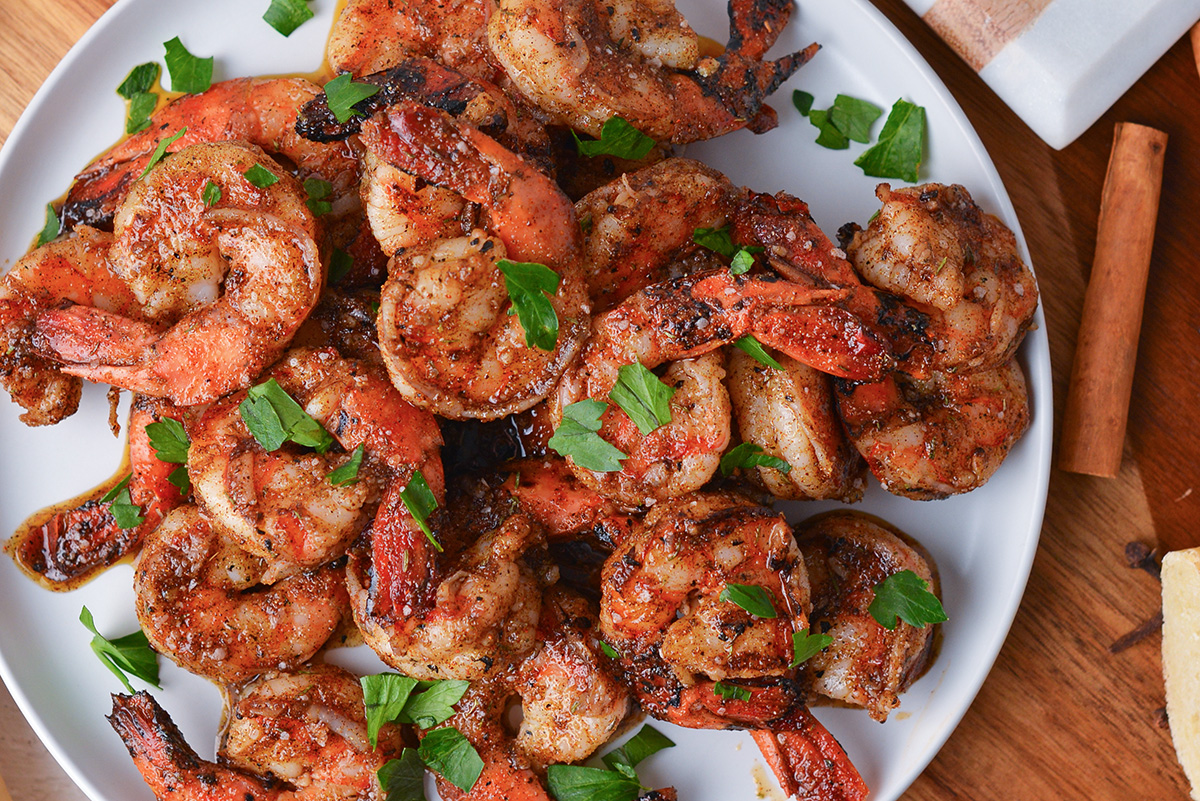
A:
[{"xmin": 0, "ymin": 0, "xmax": 1193, "ymax": 799}]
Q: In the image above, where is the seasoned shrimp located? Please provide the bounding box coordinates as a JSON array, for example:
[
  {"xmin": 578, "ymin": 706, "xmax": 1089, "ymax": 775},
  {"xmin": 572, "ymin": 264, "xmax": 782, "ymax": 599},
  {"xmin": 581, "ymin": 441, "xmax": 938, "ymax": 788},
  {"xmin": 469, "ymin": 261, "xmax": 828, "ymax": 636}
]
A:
[
  {"xmin": 223, "ymin": 665, "xmax": 403, "ymax": 801},
  {"xmin": 600, "ymin": 491, "xmax": 810, "ymax": 716},
  {"xmin": 189, "ymin": 347, "xmax": 443, "ymax": 581},
  {"xmin": 834, "ymin": 358, "xmax": 1030, "ymax": 499},
  {"xmin": 488, "ymin": 0, "xmax": 818, "ymax": 142},
  {"xmin": 795, "ymin": 511, "xmax": 940, "ymax": 721},
  {"xmin": 726, "ymin": 346, "xmax": 866, "ymax": 503},
  {"xmin": 134, "ymin": 505, "xmax": 348, "ymax": 683},
  {"xmin": 575, "ymin": 158, "xmax": 738, "ymax": 311},
  {"xmin": 109, "ymin": 692, "xmax": 288, "ymax": 801},
  {"xmin": 62, "ymin": 78, "xmax": 359, "ymax": 233},
  {"xmin": 33, "ymin": 142, "xmax": 323, "ymax": 407},
  {"xmin": 348, "ymin": 498, "xmax": 547, "ymax": 680},
  {"xmin": 366, "ymin": 104, "xmax": 590, "ymax": 420},
  {"xmin": 843, "ymin": 183, "xmax": 1039, "ymax": 372},
  {"xmin": 7, "ymin": 395, "xmax": 188, "ymax": 587}
]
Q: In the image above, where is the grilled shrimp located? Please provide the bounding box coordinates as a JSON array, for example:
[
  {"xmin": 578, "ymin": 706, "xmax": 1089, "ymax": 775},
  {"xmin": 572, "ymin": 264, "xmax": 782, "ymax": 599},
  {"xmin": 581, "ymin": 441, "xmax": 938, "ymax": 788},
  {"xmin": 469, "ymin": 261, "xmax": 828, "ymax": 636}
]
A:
[
  {"xmin": 223, "ymin": 665, "xmax": 403, "ymax": 801},
  {"xmin": 133, "ymin": 505, "xmax": 348, "ymax": 683},
  {"xmin": 834, "ymin": 358, "xmax": 1031, "ymax": 499},
  {"xmin": 189, "ymin": 347, "xmax": 443, "ymax": 581},
  {"xmin": 367, "ymin": 104, "xmax": 590, "ymax": 420},
  {"xmin": 575, "ymin": 158, "xmax": 739, "ymax": 312},
  {"xmin": 61, "ymin": 77, "xmax": 359, "ymax": 233},
  {"xmin": 843, "ymin": 183, "xmax": 1039, "ymax": 373},
  {"xmin": 795, "ymin": 511, "xmax": 940, "ymax": 721},
  {"xmin": 33, "ymin": 142, "xmax": 323, "ymax": 407},
  {"xmin": 726, "ymin": 346, "xmax": 866, "ymax": 503},
  {"xmin": 488, "ymin": 0, "xmax": 818, "ymax": 142},
  {"xmin": 600, "ymin": 491, "xmax": 811, "ymax": 723}
]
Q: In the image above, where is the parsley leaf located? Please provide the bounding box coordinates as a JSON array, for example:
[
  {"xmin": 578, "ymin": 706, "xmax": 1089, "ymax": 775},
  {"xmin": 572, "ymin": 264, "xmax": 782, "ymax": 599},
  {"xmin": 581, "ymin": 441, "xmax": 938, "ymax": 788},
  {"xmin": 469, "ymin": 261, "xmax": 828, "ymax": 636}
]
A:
[
  {"xmin": 608, "ymin": 363, "xmax": 674, "ymax": 435},
  {"xmin": 869, "ymin": 569, "xmax": 947, "ymax": 630},
  {"xmin": 828, "ymin": 94, "xmax": 883, "ymax": 145},
  {"xmin": 163, "ymin": 37, "xmax": 213, "ymax": 94},
  {"xmin": 139, "ymin": 127, "xmax": 188, "ymax": 179},
  {"xmin": 733, "ymin": 335, "xmax": 784, "ymax": 370},
  {"xmin": 401, "ymin": 679, "xmax": 470, "ymax": 729},
  {"xmin": 718, "ymin": 583, "xmax": 777, "ymax": 619},
  {"xmin": 548, "ymin": 399, "xmax": 626, "ymax": 473},
  {"xmin": 400, "ymin": 470, "xmax": 441, "ymax": 551},
  {"xmin": 379, "ymin": 749, "xmax": 426, "ymax": 801},
  {"xmin": 263, "ymin": 0, "xmax": 314, "ymax": 37},
  {"xmin": 328, "ymin": 443, "xmax": 365, "ymax": 486},
  {"xmin": 791, "ymin": 628, "xmax": 833, "ymax": 667},
  {"xmin": 792, "ymin": 89, "xmax": 815, "ymax": 116},
  {"xmin": 496, "ymin": 259, "xmax": 560, "ymax": 351},
  {"xmin": 692, "ymin": 225, "xmax": 762, "ymax": 273},
  {"xmin": 809, "ymin": 107, "xmax": 849, "ymax": 150},
  {"xmin": 719, "ymin": 442, "xmax": 792, "ymax": 477},
  {"xmin": 239, "ymin": 378, "xmax": 334, "ymax": 453},
  {"xmin": 712, "ymin": 682, "xmax": 752, "ymax": 701},
  {"xmin": 600, "ymin": 641, "xmax": 620, "ymax": 659},
  {"xmin": 36, "ymin": 203, "xmax": 60, "ymax": 246},
  {"xmin": 418, "ymin": 727, "xmax": 483, "ymax": 792},
  {"xmin": 243, "ymin": 163, "xmax": 279, "ymax": 188},
  {"xmin": 854, "ymin": 99, "xmax": 926, "ymax": 183},
  {"xmin": 304, "ymin": 177, "xmax": 333, "ymax": 216},
  {"xmin": 100, "ymin": 473, "xmax": 144, "ymax": 529},
  {"xmin": 730, "ymin": 248, "xmax": 757, "ymax": 275},
  {"xmin": 547, "ymin": 765, "xmax": 643, "ymax": 801},
  {"xmin": 362, "ymin": 673, "xmax": 420, "ymax": 748},
  {"xmin": 125, "ymin": 92, "xmax": 158, "ymax": 135},
  {"xmin": 601, "ymin": 725, "xmax": 674, "ymax": 771},
  {"xmin": 79, "ymin": 606, "xmax": 159, "ymax": 693},
  {"xmin": 146, "ymin": 418, "xmax": 190, "ymax": 494},
  {"xmin": 324, "ymin": 73, "xmax": 381, "ymax": 124},
  {"xmin": 329, "ymin": 248, "xmax": 354, "ymax": 284},
  {"xmin": 201, "ymin": 180, "xmax": 222, "ymax": 207},
  {"xmin": 572, "ymin": 116, "xmax": 656, "ymax": 160},
  {"xmin": 116, "ymin": 62, "xmax": 159, "ymax": 99}
]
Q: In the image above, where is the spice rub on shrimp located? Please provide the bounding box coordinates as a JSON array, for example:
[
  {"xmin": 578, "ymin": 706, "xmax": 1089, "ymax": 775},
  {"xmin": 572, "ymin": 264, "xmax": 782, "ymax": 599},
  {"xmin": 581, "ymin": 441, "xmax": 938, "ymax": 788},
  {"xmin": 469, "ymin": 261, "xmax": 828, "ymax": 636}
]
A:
[
  {"xmin": 488, "ymin": 0, "xmax": 819, "ymax": 143},
  {"xmin": 33, "ymin": 142, "xmax": 324, "ymax": 408},
  {"xmin": 134, "ymin": 505, "xmax": 348, "ymax": 683},
  {"xmin": 189, "ymin": 347, "xmax": 443, "ymax": 581},
  {"xmin": 366, "ymin": 103, "xmax": 590, "ymax": 420}
]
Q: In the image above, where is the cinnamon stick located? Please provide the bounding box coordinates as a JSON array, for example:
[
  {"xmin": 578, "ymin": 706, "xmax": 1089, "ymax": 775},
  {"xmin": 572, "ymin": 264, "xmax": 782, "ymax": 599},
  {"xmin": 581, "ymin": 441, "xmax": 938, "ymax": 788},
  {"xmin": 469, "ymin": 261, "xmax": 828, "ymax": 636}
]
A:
[{"xmin": 1059, "ymin": 122, "xmax": 1166, "ymax": 477}]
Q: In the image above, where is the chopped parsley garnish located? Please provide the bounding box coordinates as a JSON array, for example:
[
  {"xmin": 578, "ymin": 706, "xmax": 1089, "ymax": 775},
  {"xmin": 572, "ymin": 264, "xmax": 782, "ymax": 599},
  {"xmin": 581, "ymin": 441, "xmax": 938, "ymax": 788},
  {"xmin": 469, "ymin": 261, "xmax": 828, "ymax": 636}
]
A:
[
  {"xmin": 572, "ymin": 116, "xmax": 656, "ymax": 160},
  {"xmin": 80, "ymin": 606, "xmax": 159, "ymax": 693},
  {"xmin": 692, "ymin": 225, "xmax": 762, "ymax": 273},
  {"xmin": 601, "ymin": 725, "xmax": 674, "ymax": 772},
  {"xmin": 116, "ymin": 62, "xmax": 159, "ymax": 99},
  {"xmin": 854, "ymin": 99, "xmax": 926, "ymax": 183},
  {"xmin": 328, "ymin": 443, "xmax": 365, "ymax": 486},
  {"xmin": 100, "ymin": 473, "xmax": 144, "ymax": 529},
  {"xmin": 360, "ymin": 673, "xmax": 469, "ymax": 747},
  {"xmin": 378, "ymin": 750, "xmax": 426, "ymax": 801},
  {"xmin": 399, "ymin": 470, "xmax": 441, "ymax": 551},
  {"xmin": 418, "ymin": 727, "xmax": 484, "ymax": 792},
  {"xmin": 163, "ymin": 37, "xmax": 213, "ymax": 94},
  {"xmin": 201, "ymin": 180, "xmax": 222, "ymax": 207},
  {"xmin": 608, "ymin": 363, "xmax": 674, "ymax": 435},
  {"xmin": 869, "ymin": 569, "xmax": 947, "ymax": 630},
  {"xmin": 36, "ymin": 203, "xmax": 60, "ymax": 246},
  {"xmin": 734, "ymin": 335, "xmax": 784, "ymax": 370},
  {"xmin": 791, "ymin": 628, "xmax": 834, "ymax": 667},
  {"xmin": 239, "ymin": 378, "xmax": 334, "ymax": 453},
  {"xmin": 809, "ymin": 108, "xmax": 849, "ymax": 150},
  {"xmin": 139, "ymin": 127, "xmax": 188, "ymax": 179},
  {"xmin": 243, "ymin": 163, "xmax": 279, "ymax": 188},
  {"xmin": 304, "ymin": 177, "xmax": 333, "ymax": 216},
  {"xmin": 718, "ymin": 583, "xmax": 777, "ymax": 619},
  {"xmin": 263, "ymin": 0, "xmax": 314, "ymax": 37},
  {"xmin": 712, "ymin": 682, "xmax": 752, "ymax": 702},
  {"xmin": 803, "ymin": 93, "xmax": 882, "ymax": 150},
  {"xmin": 548, "ymin": 725, "xmax": 674, "ymax": 801},
  {"xmin": 145, "ymin": 417, "xmax": 191, "ymax": 494},
  {"xmin": 600, "ymin": 641, "xmax": 621, "ymax": 659},
  {"xmin": 792, "ymin": 89, "xmax": 815, "ymax": 116},
  {"xmin": 719, "ymin": 442, "xmax": 792, "ymax": 477},
  {"xmin": 548, "ymin": 399, "xmax": 627, "ymax": 473},
  {"xmin": 125, "ymin": 92, "xmax": 158, "ymax": 134},
  {"xmin": 323, "ymin": 73, "xmax": 381, "ymax": 124},
  {"xmin": 496, "ymin": 258, "xmax": 561, "ymax": 351},
  {"xmin": 329, "ymin": 248, "xmax": 354, "ymax": 284}
]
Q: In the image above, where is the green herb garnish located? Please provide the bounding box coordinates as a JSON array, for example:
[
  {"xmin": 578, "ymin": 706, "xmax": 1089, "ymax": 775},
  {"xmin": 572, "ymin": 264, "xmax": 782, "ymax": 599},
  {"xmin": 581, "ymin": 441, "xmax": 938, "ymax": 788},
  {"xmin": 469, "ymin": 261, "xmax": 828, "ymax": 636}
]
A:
[
  {"xmin": 239, "ymin": 378, "xmax": 334, "ymax": 453},
  {"xmin": 243, "ymin": 163, "xmax": 279, "ymax": 188},
  {"xmin": 145, "ymin": 417, "xmax": 191, "ymax": 494},
  {"xmin": 399, "ymin": 470, "xmax": 441, "ymax": 551},
  {"xmin": 329, "ymin": 248, "xmax": 354, "ymax": 284},
  {"xmin": 378, "ymin": 749, "xmax": 426, "ymax": 801},
  {"xmin": 100, "ymin": 473, "xmax": 144, "ymax": 529},
  {"xmin": 36, "ymin": 203, "xmax": 60, "ymax": 246},
  {"xmin": 718, "ymin": 583, "xmax": 777, "ymax": 619},
  {"xmin": 163, "ymin": 37, "xmax": 213, "ymax": 94},
  {"xmin": 791, "ymin": 628, "xmax": 834, "ymax": 667},
  {"xmin": 719, "ymin": 442, "xmax": 792, "ymax": 477},
  {"xmin": 324, "ymin": 73, "xmax": 381, "ymax": 124},
  {"xmin": 733, "ymin": 335, "xmax": 784, "ymax": 370},
  {"xmin": 418, "ymin": 727, "xmax": 484, "ymax": 792},
  {"xmin": 854, "ymin": 99, "xmax": 926, "ymax": 183},
  {"xmin": 496, "ymin": 258, "xmax": 560, "ymax": 351},
  {"xmin": 608, "ymin": 363, "xmax": 674, "ymax": 436},
  {"xmin": 548, "ymin": 399, "xmax": 626, "ymax": 473},
  {"xmin": 869, "ymin": 569, "xmax": 947, "ymax": 630},
  {"xmin": 712, "ymin": 682, "xmax": 752, "ymax": 702},
  {"xmin": 328, "ymin": 443, "xmax": 365, "ymax": 486},
  {"xmin": 263, "ymin": 0, "xmax": 314, "ymax": 36},
  {"xmin": 116, "ymin": 62, "xmax": 159, "ymax": 99},
  {"xmin": 80, "ymin": 606, "xmax": 159, "ymax": 693},
  {"xmin": 304, "ymin": 177, "xmax": 333, "ymax": 216},
  {"xmin": 139, "ymin": 127, "xmax": 188, "ymax": 179},
  {"xmin": 572, "ymin": 116, "xmax": 656, "ymax": 160}
]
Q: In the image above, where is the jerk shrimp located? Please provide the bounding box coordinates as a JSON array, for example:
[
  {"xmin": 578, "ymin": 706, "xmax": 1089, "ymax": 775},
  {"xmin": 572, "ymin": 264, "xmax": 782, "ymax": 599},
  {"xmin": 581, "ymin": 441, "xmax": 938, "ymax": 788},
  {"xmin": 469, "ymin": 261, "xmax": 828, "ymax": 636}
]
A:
[
  {"xmin": 134, "ymin": 505, "xmax": 348, "ymax": 683},
  {"xmin": 32, "ymin": 142, "xmax": 324, "ymax": 408},
  {"xmin": 488, "ymin": 0, "xmax": 819, "ymax": 143},
  {"xmin": 366, "ymin": 103, "xmax": 590, "ymax": 420},
  {"xmin": 189, "ymin": 347, "xmax": 443, "ymax": 581}
]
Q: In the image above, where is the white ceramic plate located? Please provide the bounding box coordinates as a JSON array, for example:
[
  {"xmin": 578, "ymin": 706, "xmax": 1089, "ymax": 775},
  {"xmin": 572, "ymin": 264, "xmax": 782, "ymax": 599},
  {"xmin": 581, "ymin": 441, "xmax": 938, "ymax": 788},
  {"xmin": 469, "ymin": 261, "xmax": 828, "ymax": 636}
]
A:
[{"xmin": 0, "ymin": 1, "xmax": 1052, "ymax": 800}]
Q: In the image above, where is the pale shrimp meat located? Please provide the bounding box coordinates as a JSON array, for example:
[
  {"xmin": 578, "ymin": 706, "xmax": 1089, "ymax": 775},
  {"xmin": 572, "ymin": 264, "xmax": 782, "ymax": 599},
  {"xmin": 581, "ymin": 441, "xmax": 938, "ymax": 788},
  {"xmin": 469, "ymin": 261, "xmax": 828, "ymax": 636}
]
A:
[
  {"xmin": 134, "ymin": 505, "xmax": 348, "ymax": 683},
  {"xmin": 795, "ymin": 511, "xmax": 940, "ymax": 721},
  {"xmin": 33, "ymin": 142, "xmax": 323, "ymax": 407},
  {"xmin": 834, "ymin": 357, "xmax": 1031, "ymax": 499}
]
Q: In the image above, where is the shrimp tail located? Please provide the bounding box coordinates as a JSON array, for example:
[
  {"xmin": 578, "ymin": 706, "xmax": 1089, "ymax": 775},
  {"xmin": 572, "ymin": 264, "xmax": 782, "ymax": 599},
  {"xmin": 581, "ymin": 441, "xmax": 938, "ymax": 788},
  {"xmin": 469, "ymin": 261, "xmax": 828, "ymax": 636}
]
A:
[
  {"xmin": 364, "ymin": 486, "xmax": 440, "ymax": 621},
  {"xmin": 751, "ymin": 707, "xmax": 868, "ymax": 801},
  {"xmin": 297, "ymin": 57, "xmax": 509, "ymax": 142},
  {"xmin": 693, "ymin": 41, "xmax": 820, "ymax": 136},
  {"xmin": 108, "ymin": 692, "xmax": 281, "ymax": 801}
]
